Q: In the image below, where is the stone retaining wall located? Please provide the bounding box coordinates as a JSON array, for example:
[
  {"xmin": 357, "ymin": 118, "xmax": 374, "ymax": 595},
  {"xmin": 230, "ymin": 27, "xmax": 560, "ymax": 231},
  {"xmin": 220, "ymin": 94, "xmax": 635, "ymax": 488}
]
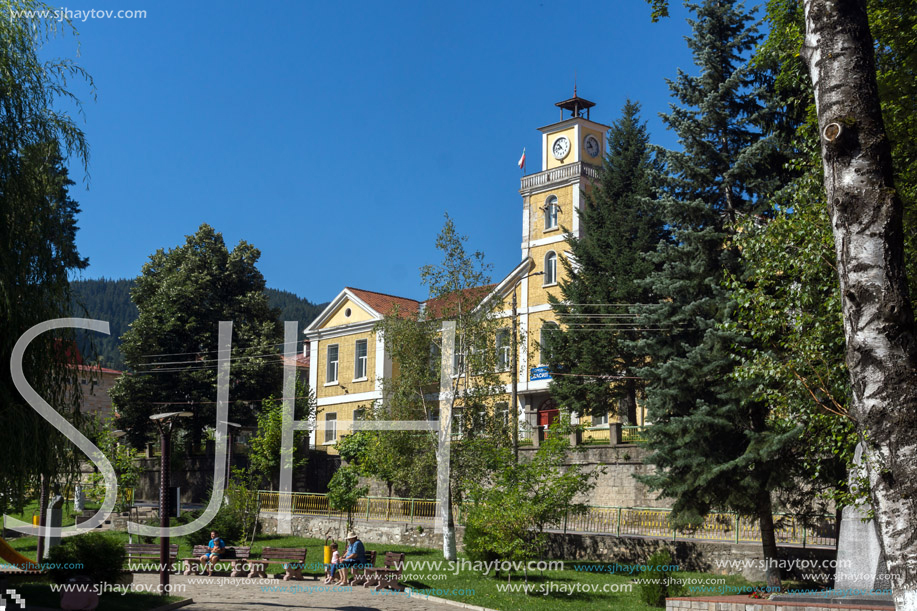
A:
[{"xmin": 258, "ymin": 513, "xmax": 835, "ymax": 582}]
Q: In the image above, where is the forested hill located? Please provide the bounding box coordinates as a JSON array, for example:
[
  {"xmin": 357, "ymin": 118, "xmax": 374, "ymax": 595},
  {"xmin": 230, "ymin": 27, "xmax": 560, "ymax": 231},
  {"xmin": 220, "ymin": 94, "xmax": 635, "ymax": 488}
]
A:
[{"xmin": 70, "ymin": 279, "xmax": 327, "ymax": 370}]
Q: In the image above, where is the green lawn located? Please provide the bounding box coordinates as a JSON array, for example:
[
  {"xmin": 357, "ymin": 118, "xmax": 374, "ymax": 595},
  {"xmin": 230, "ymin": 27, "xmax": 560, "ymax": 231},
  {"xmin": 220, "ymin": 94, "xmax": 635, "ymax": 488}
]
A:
[
  {"xmin": 4, "ymin": 531, "xmax": 815, "ymax": 610},
  {"xmin": 4, "ymin": 499, "xmax": 102, "ymax": 528}
]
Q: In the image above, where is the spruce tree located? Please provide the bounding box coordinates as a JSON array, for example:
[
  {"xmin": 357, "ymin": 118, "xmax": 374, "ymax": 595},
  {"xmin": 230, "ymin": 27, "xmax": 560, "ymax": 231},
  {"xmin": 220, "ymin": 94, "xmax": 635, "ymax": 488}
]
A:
[
  {"xmin": 635, "ymin": 0, "xmax": 798, "ymax": 588},
  {"xmin": 546, "ymin": 101, "xmax": 666, "ymax": 424}
]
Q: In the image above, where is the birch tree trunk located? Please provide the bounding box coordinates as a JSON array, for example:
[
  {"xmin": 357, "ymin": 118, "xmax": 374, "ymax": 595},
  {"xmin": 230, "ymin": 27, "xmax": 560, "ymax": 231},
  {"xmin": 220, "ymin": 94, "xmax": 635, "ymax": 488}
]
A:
[{"xmin": 802, "ymin": 1, "xmax": 917, "ymax": 608}]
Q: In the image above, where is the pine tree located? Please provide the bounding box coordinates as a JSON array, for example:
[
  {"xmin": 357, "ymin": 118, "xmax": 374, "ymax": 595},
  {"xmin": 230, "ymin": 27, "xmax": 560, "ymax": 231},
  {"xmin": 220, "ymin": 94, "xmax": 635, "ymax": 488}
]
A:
[
  {"xmin": 635, "ymin": 0, "xmax": 798, "ymax": 588},
  {"xmin": 546, "ymin": 100, "xmax": 666, "ymax": 424}
]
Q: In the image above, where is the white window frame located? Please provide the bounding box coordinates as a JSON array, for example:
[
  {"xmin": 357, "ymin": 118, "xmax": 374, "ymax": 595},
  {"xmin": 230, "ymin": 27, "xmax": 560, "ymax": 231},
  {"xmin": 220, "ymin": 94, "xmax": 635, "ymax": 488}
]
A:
[
  {"xmin": 544, "ymin": 195, "xmax": 558, "ymax": 230},
  {"xmin": 543, "ymin": 251, "xmax": 557, "ymax": 285},
  {"xmin": 496, "ymin": 329, "xmax": 511, "ymax": 371},
  {"xmin": 354, "ymin": 339, "xmax": 368, "ymax": 380},
  {"xmin": 326, "ymin": 344, "xmax": 339, "ymax": 385},
  {"xmin": 325, "ymin": 413, "xmax": 337, "ymax": 443},
  {"xmin": 593, "ymin": 411, "xmax": 609, "ymax": 426}
]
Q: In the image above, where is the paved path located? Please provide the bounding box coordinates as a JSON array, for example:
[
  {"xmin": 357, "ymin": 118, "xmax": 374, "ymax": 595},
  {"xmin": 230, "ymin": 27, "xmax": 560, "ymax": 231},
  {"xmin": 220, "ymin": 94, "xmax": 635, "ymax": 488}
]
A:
[{"xmin": 131, "ymin": 574, "xmax": 470, "ymax": 611}]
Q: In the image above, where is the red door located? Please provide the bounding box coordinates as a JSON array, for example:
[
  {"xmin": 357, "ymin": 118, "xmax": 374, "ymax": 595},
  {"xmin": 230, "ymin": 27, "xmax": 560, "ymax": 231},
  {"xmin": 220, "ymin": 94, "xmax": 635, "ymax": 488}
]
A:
[{"xmin": 537, "ymin": 409, "xmax": 559, "ymax": 429}]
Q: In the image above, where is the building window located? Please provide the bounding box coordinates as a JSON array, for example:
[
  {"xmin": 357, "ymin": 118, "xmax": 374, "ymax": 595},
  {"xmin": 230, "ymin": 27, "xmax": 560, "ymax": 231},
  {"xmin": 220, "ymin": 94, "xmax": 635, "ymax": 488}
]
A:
[
  {"xmin": 593, "ymin": 411, "xmax": 608, "ymax": 426},
  {"xmin": 354, "ymin": 339, "xmax": 368, "ymax": 379},
  {"xmin": 353, "ymin": 408, "xmax": 365, "ymax": 421},
  {"xmin": 540, "ymin": 321, "xmax": 559, "ymax": 364},
  {"xmin": 544, "ymin": 251, "xmax": 557, "ymax": 285},
  {"xmin": 496, "ymin": 329, "xmax": 511, "ymax": 371},
  {"xmin": 325, "ymin": 413, "xmax": 337, "ymax": 443},
  {"xmin": 496, "ymin": 401, "xmax": 510, "ymax": 426},
  {"xmin": 326, "ymin": 344, "xmax": 339, "ymax": 384},
  {"xmin": 544, "ymin": 195, "xmax": 558, "ymax": 230}
]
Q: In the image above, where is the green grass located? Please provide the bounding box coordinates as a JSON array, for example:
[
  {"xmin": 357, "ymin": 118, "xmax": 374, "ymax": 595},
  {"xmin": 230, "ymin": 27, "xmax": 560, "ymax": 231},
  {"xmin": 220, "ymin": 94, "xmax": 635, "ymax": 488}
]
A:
[
  {"xmin": 4, "ymin": 499, "xmax": 102, "ymax": 528},
  {"xmin": 4, "ymin": 531, "xmax": 816, "ymax": 610}
]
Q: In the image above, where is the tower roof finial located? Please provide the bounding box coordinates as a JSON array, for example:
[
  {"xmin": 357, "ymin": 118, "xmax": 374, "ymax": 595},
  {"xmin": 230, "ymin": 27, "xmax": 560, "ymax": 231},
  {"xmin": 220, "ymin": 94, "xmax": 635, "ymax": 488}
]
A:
[{"xmin": 574, "ymin": 71, "xmax": 577, "ymax": 97}]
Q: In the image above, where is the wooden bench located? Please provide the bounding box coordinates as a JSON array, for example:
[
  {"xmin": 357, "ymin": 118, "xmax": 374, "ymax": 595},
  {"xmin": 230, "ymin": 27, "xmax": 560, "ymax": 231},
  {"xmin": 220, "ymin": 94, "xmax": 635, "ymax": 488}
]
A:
[
  {"xmin": 248, "ymin": 547, "xmax": 308, "ymax": 581},
  {"xmin": 344, "ymin": 550, "xmax": 377, "ymax": 585},
  {"xmin": 123, "ymin": 544, "xmax": 178, "ymax": 572},
  {"xmin": 360, "ymin": 552, "xmax": 405, "ymax": 591},
  {"xmin": 182, "ymin": 545, "xmax": 252, "ymax": 576}
]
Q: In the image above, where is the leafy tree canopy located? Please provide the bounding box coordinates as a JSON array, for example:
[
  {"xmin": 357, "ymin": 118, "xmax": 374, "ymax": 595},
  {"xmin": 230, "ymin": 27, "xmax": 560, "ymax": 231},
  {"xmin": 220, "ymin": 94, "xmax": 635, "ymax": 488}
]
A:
[{"xmin": 109, "ymin": 224, "xmax": 283, "ymax": 448}]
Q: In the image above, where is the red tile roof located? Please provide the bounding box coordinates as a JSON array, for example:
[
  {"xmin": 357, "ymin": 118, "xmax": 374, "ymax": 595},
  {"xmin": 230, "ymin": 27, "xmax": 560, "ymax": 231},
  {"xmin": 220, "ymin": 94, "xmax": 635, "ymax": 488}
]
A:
[
  {"xmin": 344, "ymin": 284, "xmax": 497, "ymax": 321},
  {"xmin": 347, "ymin": 287, "xmax": 420, "ymax": 318},
  {"xmin": 280, "ymin": 354, "xmax": 310, "ymax": 369},
  {"xmin": 423, "ymin": 284, "xmax": 497, "ymax": 318}
]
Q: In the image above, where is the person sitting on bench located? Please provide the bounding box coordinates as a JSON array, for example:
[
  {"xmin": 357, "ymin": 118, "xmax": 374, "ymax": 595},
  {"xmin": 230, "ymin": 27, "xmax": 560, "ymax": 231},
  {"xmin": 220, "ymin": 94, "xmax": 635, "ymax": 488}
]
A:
[
  {"xmin": 334, "ymin": 531, "xmax": 365, "ymax": 585},
  {"xmin": 200, "ymin": 530, "xmax": 225, "ymax": 575}
]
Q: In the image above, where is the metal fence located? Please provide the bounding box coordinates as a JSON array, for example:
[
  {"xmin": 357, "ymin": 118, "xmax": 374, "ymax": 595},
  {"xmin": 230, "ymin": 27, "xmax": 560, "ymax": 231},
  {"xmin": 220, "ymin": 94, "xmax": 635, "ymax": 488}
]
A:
[
  {"xmin": 258, "ymin": 491, "xmax": 438, "ymax": 524},
  {"xmin": 621, "ymin": 425, "xmax": 648, "ymax": 443},
  {"xmin": 257, "ymin": 491, "xmax": 836, "ymax": 548}
]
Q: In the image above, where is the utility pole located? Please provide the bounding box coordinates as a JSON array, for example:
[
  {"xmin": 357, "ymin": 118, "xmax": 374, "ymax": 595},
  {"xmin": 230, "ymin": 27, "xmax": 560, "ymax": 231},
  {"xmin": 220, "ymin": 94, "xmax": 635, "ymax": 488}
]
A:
[{"xmin": 512, "ymin": 271, "xmax": 543, "ymax": 461}]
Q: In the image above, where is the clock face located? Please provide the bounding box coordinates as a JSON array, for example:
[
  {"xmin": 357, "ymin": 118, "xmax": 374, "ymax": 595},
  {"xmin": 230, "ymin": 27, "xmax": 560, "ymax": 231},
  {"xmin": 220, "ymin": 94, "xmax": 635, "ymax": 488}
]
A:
[
  {"xmin": 584, "ymin": 135, "xmax": 601, "ymax": 158},
  {"xmin": 552, "ymin": 136, "xmax": 571, "ymax": 160}
]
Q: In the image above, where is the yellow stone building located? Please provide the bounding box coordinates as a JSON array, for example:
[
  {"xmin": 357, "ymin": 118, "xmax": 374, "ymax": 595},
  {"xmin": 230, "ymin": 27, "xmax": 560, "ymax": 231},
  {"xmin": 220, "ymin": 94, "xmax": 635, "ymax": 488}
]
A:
[{"xmin": 304, "ymin": 95, "xmax": 635, "ymax": 453}]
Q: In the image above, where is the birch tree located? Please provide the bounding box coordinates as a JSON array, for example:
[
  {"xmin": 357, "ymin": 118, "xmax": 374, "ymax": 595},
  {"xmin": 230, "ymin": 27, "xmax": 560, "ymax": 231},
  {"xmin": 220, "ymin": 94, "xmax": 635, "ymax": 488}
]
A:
[
  {"xmin": 800, "ymin": 2, "xmax": 917, "ymax": 607},
  {"xmin": 646, "ymin": 1, "xmax": 917, "ymax": 606}
]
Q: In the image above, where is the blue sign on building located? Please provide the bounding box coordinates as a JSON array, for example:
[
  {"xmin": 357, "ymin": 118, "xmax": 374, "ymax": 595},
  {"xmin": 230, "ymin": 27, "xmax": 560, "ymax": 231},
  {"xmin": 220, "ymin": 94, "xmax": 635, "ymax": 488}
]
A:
[{"xmin": 530, "ymin": 366, "xmax": 551, "ymax": 381}]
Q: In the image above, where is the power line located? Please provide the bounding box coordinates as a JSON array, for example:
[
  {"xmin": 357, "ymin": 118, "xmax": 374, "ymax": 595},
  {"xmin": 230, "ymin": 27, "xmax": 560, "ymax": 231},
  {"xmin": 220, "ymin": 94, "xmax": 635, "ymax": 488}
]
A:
[{"xmin": 132, "ymin": 339, "xmax": 303, "ymax": 360}]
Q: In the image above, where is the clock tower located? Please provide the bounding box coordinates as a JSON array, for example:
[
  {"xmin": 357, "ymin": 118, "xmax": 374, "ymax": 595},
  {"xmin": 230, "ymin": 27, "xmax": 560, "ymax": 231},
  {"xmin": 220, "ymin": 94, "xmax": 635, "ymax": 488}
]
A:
[{"xmin": 515, "ymin": 92, "xmax": 610, "ymax": 428}]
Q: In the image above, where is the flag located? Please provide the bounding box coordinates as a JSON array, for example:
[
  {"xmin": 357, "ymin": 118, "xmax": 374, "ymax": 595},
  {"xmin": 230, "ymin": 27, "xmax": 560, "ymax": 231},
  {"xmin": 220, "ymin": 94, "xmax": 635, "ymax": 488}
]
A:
[{"xmin": 517, "ymin": 148, "xmax": 526, "ymax": 170}]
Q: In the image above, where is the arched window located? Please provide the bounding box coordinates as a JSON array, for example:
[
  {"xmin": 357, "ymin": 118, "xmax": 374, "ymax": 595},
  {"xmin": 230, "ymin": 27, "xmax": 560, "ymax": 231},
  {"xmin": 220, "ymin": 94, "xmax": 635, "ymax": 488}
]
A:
[
  {"xmin": 544, "ymin": 195, "xmax": 558, "ymax": 230},
  {"xmin": 544, "ymin": 251, "xmax": 557, "ymax": 285}
]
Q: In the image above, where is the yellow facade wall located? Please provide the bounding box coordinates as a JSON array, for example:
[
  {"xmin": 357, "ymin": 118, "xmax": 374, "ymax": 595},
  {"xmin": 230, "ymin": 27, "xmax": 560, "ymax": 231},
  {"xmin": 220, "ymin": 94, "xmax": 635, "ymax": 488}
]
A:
[
  {"xmin": 527, "ymin": 243, "xmax": 565, "ymax": 305},
  {"xmin": 580, "ymin": 128, "xmax": 605, "ymax": 164},
  {"xmin": 315, "ymin": 330, "xmax": 376, "ymax": 399},
  {"xmin": 323, "ymin": 298, "xmax": 375, "ymax": 328},
  {"xmin": 545, "ymin": 127, "xmax": 577, "ymax": 170},
  {"xmin": 316, "ymin": 399, "xmax": 374, "ymax": 454},
  {"xmin": 525, "ymin": 309, "xmax": 561, "ymax": 367},
  {"xmin": 530, "ymin": 185, "xmax": 574, "ymax": 241}
]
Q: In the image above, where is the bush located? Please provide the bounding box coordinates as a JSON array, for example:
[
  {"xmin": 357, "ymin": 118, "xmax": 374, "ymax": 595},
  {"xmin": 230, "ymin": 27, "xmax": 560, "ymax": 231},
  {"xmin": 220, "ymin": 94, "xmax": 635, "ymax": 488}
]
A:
[
  {"xmin": 638, "ymin": 548, "xmax": 685, "ymax": 607},
  {"xmin": 46, "ymin": 532, "xmax": 126, "ymax": 584},
  {"xmin": 206, "ymin": 469, "xmax": 262, "ymax": 544},
  {"xmin": 138, "ymin": 510, "xmax": 203, "ymax": 547}
]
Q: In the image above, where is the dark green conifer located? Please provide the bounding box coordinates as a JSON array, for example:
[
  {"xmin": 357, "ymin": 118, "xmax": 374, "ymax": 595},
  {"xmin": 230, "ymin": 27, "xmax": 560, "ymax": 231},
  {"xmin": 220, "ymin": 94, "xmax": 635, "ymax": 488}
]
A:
[
  {"xmin": 635, "ymin": 0, "xmax": 797, "ymax": 588},
  {"xmin": 546, "ymin": 100, "xmax": 666, "ymax": 424}
]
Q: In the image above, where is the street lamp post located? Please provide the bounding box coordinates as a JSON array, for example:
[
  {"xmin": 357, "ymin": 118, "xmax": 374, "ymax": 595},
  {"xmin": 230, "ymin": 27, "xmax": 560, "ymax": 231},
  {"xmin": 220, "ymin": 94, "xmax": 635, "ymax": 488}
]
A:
[
  {"xmin": 149, "ymin": 411, "xmax": 192, "ymax": 595},
  {"xmin": 512, "ymin": 271, "xmax": 543, "ymax": 461}
]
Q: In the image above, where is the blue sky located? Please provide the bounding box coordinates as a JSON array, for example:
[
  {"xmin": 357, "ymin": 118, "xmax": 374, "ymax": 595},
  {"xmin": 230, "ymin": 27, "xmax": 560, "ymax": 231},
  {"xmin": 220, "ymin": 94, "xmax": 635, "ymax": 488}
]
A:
[{"xmin": 50, "ymin": 0, "xmax": 699, "ymax": 304}]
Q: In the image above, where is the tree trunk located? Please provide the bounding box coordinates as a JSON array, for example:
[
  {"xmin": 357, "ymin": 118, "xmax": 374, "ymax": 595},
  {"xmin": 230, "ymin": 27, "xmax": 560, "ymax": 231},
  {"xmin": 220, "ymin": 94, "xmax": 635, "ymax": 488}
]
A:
[
  {"xmin": 619, "ymin": 381, "xmax": 638, "ymax": 425},
  {"xmin": 757, "ymin": 492, "xmax": 783, "ymax": 591},
  {"xmin": 36, "ymin": 473, "xmax": 48, "ymax": 561},
  {"xmin": 802, "ymin": 1, "xmax": 917, "ymax": 608},
  {"xmin": 442, "ymin": 483, "xmax": 457, "ymax": 561}
]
